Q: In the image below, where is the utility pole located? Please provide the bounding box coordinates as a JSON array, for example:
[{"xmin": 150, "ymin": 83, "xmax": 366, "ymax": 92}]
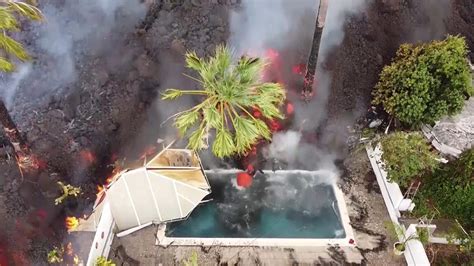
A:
[{"xmin": 302, "ymin": 0, "xmax": 328, "ymax": 102}]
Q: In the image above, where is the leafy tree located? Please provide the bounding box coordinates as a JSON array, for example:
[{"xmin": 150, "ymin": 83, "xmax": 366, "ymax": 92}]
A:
[
  {"xmin": 373, "ymin": 35, "xmax": 473, "ymax": 126},
  {"xmin": 415, "ymin": 148, "xmax": 474, "ymax": 230},
  {"xmin": 380, "ymin": 132, "xmax": 438, "ymax": 187},
  {"xmin": 162, "ymin": 45, "xmax": 286, "ymax": 158}
]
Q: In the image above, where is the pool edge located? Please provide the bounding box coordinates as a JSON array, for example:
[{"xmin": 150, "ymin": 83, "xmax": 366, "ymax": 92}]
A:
[{"xmin": 155, "ymin": 170, "xmax": 356, "ymax": 247}]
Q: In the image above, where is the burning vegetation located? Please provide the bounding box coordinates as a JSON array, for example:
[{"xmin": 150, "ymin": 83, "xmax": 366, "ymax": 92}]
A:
[{"xmin": 65, "ymin": 217, "xmax": 79, "ymax": 231}]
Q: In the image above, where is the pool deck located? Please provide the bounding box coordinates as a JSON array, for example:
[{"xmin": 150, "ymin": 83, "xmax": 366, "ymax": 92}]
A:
[{"xmin": 109, "ymin": 149, "xmax": 404, "ymax": 265}]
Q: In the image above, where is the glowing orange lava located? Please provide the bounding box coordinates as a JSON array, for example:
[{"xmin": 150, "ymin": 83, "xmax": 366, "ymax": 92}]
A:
[
  {"xmin": 96, "ymin": 185, "xmax": 105, "ymax": 195},
  {"xmin": 269, "ymin": 119, "xmax": 283, "ymax": 132},
  {"xmin": 96, "ymin": 167, "xmax": 122, "ymax": 197},
  {"xmin": 292, "ymin": 63, "xmax": 306, "ymax": 76},
  {"xmin": 79, "ymin": 150, "xmax": 96, "ymax": 164},
  {"xmin": 286, "ymin": 102, "xmax": 294, "ymax": 115},
  {"xmin": 65, "ymin": 217, "xmax": 79, "ymax": 230}
]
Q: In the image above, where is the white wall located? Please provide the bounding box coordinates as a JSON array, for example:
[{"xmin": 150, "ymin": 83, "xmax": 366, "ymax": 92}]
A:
[{"xmin": 86, "ymin": 201, "xmax": 115, "ymax": 266}]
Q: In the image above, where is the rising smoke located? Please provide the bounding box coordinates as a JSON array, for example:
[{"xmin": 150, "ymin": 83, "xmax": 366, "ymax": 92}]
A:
[
  {"xmin": 206, "ymin": 0, "xmax": 368, "ymax": 231},
  {"xmin": 0, "ymin": 0, "xmax": 147, "ymax": 108},
  {"xmin": 230, "ymin": 0, "xmax": 368, "ymax": 168}
]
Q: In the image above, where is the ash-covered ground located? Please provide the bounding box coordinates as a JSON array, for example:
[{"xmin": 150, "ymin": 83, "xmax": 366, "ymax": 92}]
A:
[{"xmin": 0, "ymin": 0, "xmax": 472, "ymax": 264}]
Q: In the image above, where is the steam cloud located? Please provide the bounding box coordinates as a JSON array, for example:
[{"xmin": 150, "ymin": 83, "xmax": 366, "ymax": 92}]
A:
[{"xmin": 230, "ymin": 0, "xmax": 368, "ymax": 167}]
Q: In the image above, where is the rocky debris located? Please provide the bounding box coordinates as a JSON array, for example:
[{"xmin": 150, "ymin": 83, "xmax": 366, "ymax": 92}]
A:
[
  {"xmin": 432, "ymin": 98, "xmax": 474, "ymax": 152},
  {"xmin": 342, "ymin": 148, "xmax": 403, "ymax": 265},
  {"xmin": 144, "ymin": 1, "xmax": 233, "ymax": 58}
]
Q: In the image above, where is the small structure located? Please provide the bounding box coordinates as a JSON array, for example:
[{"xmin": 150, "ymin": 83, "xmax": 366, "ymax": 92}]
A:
[
  {"xmin": 71, "ymin": 146, "xmax": 211, "ymax": 265},
  {"xmin": 422, "ymin": 62, "xmax": 474, "ymax": 157}
]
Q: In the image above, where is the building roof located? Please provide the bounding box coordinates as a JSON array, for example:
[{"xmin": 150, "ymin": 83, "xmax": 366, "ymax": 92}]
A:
[{"xmin": 73, "ymin": 148, "xmax": 211, "ymax": 233}]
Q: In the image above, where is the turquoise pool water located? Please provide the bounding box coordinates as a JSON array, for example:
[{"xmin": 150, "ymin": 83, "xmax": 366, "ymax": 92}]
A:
[{"xmin": 166, "ymin": 171, "xmax": 345, "ymax": 239}]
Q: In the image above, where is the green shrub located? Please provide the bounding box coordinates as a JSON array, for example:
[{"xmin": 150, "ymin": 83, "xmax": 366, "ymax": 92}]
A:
[
  {"xmin": 415, "ymin": 148, "xmax": 474, "ymax": 230},
  {"xmin": 95, "ymin": 256, "xmax": 115, "ymax": 266},
  {"xmin": 380, "ymin": 132, "xmax": 438, "ymax": 187},
  {"xmin": 373, "ymin": 35, "xmax": 473, "ymax": 126}
]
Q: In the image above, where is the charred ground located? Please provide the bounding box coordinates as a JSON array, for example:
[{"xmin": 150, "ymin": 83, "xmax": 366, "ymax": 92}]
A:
[{"xmin": 0, "ymin": 0, "xmax": 472, "ymax": 264}]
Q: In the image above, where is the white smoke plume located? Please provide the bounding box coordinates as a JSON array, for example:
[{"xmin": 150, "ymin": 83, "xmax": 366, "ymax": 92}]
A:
[
  {"xmin": 268, "ymin": 131, "xmax": 302, "ymax": 165},
  {"xmin": 230, "ymin": 0, "xmax": 367, "ymax": 59},
  {"xmin": 0, "ymin": 64, "xmax": 31, "ymax": 108},
  {"xmin": 318, "ymin": 0, "xmax": 367, "ymax": 62},
  {"xmin": 0, "ymin": 0, "xmax": 147, "ymax": 106},
  {"xmin": 230, "ymin": 0, "xmax": 368, "ymax": 170}
]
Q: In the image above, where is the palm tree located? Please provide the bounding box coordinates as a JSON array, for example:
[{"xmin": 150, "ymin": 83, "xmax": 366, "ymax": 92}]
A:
[
  {"xmin": 0, "ymin": 0, "xmax": 42, "ymax": 175},
  {"xmin": 0, "ymin": 0, "xmax": 42, "ymax": 71},
  {"xmin": 162, "ymin": 45, "xmax": 286, "ymax": 158}
]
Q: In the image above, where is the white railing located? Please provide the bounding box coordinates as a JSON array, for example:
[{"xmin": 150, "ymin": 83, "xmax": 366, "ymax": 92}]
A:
[
  {"xmin": 85, "ymin": 201, "xmax": 115, "ymax": 266},
  {"xmin": 366, "ymin": 145, "xmax": 430, "ymax": 266}
]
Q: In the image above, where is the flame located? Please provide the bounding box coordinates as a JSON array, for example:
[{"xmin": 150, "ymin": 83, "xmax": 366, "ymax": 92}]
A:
[
  {"xmin": 96, "ymin": 185, "xmax": 105, "ymax": 195},
  {"xmin": 292, "ymin": 64, "xmax": 306, "ymax": 76},
  {"xmin": 263, "ymin": 48, "xmax": 284, "ymax": 84},
  {"xmin": 286, "ymin": 102, "xmax": 294, "ymax": 115},
  {"xmin": 96, "ymin": 166, "xmax": 122, "ymax": 197},
  {"xmin": 265, "ymin": 48, "xmax": 280, "ymax": 61},
  {"xmin": 65, "ymin": 217, "xmax": 79, "ymax": 230},
  {"xmin": 252, "ymin": 107, "xmax": 262, "ymax": 118},
  {"xmin": 269, "ymin": 119, "xmax": 282, "ymax": 132},
  {"xmin": 79, "ymin": 150, "xmax": 96, "ymax": 164},
  {"xmin": 16, "ymin": 154, "xmax": 46, "ymax": 174}
]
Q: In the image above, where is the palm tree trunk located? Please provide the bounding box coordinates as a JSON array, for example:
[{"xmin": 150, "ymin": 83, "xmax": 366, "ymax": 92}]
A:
[
  {"xmin": 302, "ymin": 0, "xmax": 328, "ymax": 102},
  {"xmin": 0, "ymin": 99, "xmax": 36, "ymax": 178}
]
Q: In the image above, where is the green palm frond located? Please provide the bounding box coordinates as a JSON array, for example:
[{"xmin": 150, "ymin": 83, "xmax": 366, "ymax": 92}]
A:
[
  {"xmin": 203, "ymin": 105, "xmax": 221, "ymax": 128},
  {"xmin": 0, "ymin": 8, "xmax": 19, "ymax": 30},
  {"xmin": 212, "ymin": 128, "xmax": 235, "ymax": 158},
  {"xmin": 188, "ymin": 125, "xmax": 207, "ymax": 151},
  {"xmin": 185, "ymin": 51, "xmax": 203, "ymax": 71},
  {"xmin": 0, "ymin": 34, "xmax": 30, "ymax": 61},
  {"xmin": 0, "ymin": 57, "xmax": 14, "ymax": 72},
  {"xmin": 208, "ymin": 45, "xmax": 231, "ymax": 77},
  {"xmin": 233, "ymin": 116, "xmax": 259, "ymax": 154},
  {"xmin": 7, "ymin": 1, "xmax": 43, "ymax": 21},
  {"xmin": 162, "ymin": 88, "xmax": 184, "ymax": 100},
  {"xmin": 0, "ymin": 1, "xmax": 43, "ymax": 73},
  {"xmin": 254, "ymin": 119, "xmax": 271, "ymax": 140},
  {"xmin": 174, "ymin": 111, "xmax": 199, "ymax": 136},
  {"xmin": 236, "ymin": 56, "xmax": 266, "ymax": 85},
  {"xmin": 163, "ymin": 45, "xmax": 286, "ymax": 158}
]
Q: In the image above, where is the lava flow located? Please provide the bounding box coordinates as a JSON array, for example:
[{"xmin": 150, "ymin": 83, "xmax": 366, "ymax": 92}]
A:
[{"xmin": 79, "ymin": 150, "xmax": 96, "ymax": 165}]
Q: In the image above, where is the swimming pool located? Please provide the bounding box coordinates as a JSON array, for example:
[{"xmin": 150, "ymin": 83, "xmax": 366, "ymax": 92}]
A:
[{"xmin": 158, "ymin": 170, "xmax": 354, "ymax": 246}]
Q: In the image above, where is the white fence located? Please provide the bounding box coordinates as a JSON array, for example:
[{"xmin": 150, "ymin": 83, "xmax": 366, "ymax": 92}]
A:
[
  {"xmin": 85, "ymin": 201, "xmax": 115, "ymax": 266},
  {"xmin": 366, "ymin": 145, "xmax": 430, "ymax": 266}
]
